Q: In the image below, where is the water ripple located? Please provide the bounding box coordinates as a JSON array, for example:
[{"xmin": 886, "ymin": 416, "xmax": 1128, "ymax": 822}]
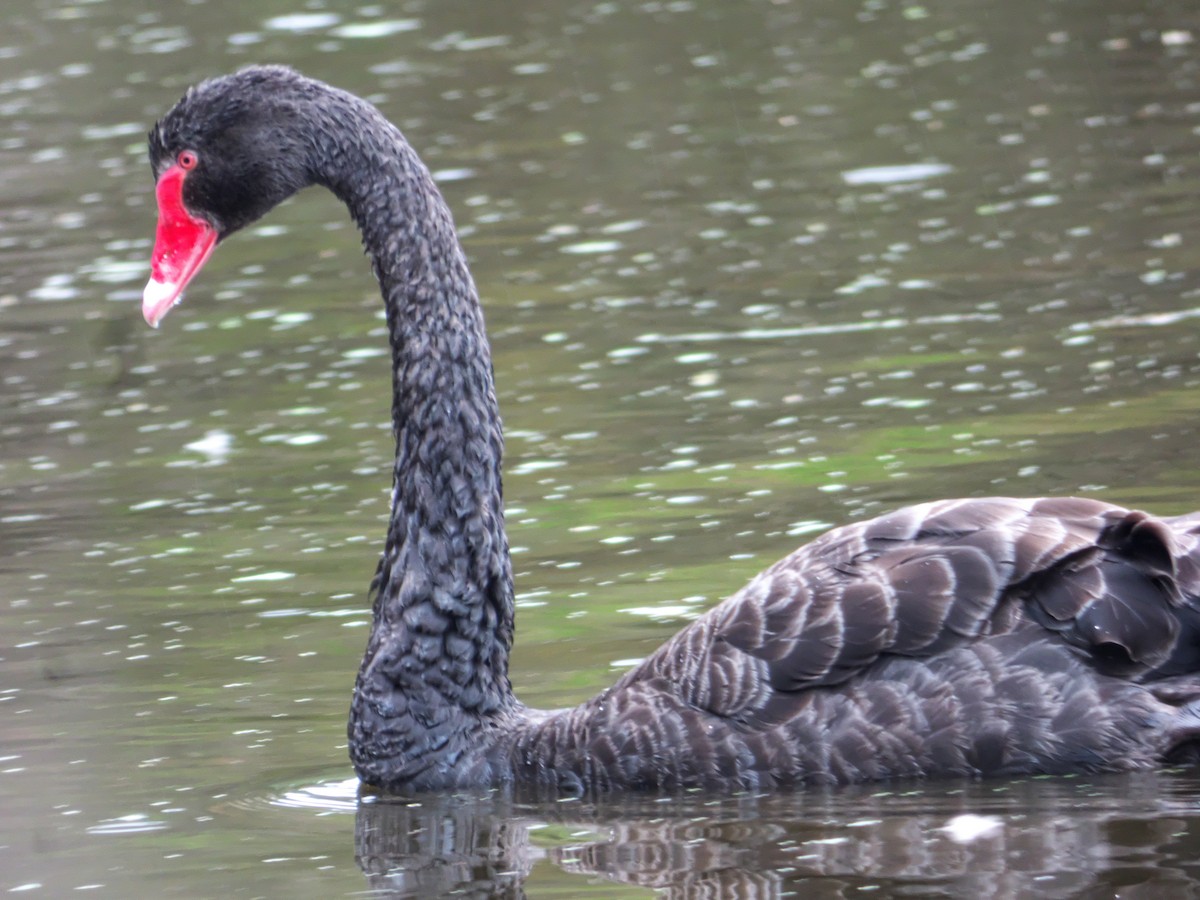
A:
[
  {"xmin": 224, "ymin": 777, "xmax": 360, "ymax": 816},
  {"xmin": 86, "ymin": 814, "xmax": 168, "ymax": 836},
  {"xmin": 637, "ymin": 312, "xmax": 1002, "ymax": 344}
]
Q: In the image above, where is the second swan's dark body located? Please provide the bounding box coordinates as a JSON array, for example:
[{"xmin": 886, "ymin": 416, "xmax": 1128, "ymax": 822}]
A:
[{"xmin": 144, "ymin": 66, "xmax": 1200, "ymax": 794}]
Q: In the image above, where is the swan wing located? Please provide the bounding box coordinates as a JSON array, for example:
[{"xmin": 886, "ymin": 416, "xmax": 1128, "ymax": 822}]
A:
[{"xmin": 626, "ymin": 497, "xmax": 1200, "ymax": 721}]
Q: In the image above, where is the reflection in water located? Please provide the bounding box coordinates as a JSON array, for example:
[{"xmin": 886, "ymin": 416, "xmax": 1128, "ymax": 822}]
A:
[{"xmin": 348, "ymin": 772, "xmax": 1200, "ymax": 898}]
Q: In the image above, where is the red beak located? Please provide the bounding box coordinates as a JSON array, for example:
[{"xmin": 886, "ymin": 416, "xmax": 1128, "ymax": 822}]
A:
[{"xmin": 142, "ymin": 164, "xmax": 217, "ymax": 327}]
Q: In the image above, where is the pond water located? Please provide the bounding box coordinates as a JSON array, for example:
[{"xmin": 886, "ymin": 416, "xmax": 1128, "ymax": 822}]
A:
[{"xmin": 3, "ymin": 0, "xmax": 1200, "ymax": 896}]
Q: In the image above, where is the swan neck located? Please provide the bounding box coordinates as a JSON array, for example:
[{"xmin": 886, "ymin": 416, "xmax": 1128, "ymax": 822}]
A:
[{"xmin": 314, "ymin": 98, "xmax": 517, "ymax": 783}]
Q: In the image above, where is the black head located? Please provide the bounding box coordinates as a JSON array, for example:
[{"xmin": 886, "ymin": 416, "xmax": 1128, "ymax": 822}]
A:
[
  {"xmin": 143, "ymin": 66, "xmax": 332, "ymax": 325},
  {"xmin": 148, "ymin": 65, "xmax": 319, "ymax": 238}
]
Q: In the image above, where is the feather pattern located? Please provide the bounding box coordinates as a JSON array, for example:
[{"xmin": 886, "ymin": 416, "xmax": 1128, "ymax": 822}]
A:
[
  {"xmin": 505, "ymin": 497, "xmax": 1200, "ymax": 790},
  {"xmin": 145, "ymin": 66, "xmax": 1200, "ymax": 795}
]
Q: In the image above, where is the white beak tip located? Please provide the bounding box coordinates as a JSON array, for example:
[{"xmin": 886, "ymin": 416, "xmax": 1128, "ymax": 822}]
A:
[{"xmin": 142, "ymin": 277, "xmax": 181, "ymax": 328}]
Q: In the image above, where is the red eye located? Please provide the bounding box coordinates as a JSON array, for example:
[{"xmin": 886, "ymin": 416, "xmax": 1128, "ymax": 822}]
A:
[{"xmin": 177, "ymin": 150, "xmax": 198, "ymax": 170}]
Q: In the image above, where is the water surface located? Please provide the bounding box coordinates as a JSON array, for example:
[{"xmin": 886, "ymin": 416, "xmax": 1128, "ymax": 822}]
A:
[{"xmin": 2, "ymin": 0, "xmax": 1200, "ymax": 896}]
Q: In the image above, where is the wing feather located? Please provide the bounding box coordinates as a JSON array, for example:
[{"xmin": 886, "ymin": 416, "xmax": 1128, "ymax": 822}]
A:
[{"xmin": 622, "ymin": 497, "xmax": 1200, "ymax": 721}]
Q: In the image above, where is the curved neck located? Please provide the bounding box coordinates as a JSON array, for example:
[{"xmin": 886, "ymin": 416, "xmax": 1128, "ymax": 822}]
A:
[{"xmin": 310, "ymin": 93, "xmax": 516, "ymax": 782}]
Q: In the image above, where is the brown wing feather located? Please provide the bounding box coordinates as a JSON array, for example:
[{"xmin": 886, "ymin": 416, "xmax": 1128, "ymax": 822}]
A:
[{"xmin": 624, "ymin": 497, "xmax": 1200, "ymax": 722}]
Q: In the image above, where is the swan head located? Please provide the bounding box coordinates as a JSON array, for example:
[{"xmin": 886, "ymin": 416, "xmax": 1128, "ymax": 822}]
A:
[{"xmin": 142, "ymin": 66, "xmax": 316, "ymax": 327}]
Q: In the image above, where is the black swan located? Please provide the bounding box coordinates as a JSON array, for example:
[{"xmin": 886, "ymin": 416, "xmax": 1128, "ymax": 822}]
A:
[{"xmin": 142, "ymin": 65, "xmax": 1200, "ymax": 794}]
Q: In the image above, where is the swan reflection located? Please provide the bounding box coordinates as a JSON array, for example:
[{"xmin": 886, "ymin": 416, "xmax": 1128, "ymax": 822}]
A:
[{"xmin": 351, "ymin": 771, "xmax": 1200, "ymax": 897}]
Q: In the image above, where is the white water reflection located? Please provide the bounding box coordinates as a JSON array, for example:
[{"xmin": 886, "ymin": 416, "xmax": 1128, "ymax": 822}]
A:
[
  {"xmin": 262, "ymin": 13, "xmax": 340, "ymax": 32},
  {"xmin": 87, "ymin": 814, "xmax": 168, "ymax": 836},
  {"xmin": 940, "ymin": 813, "xmax": 1004, "ymax": 843},
  {"xmin": 183, "ymin": 429, "xmax": 232, "ymax": 464},
  {"xmin": 637, "ymin": 312, "xmax": 1004, "ymax": 344},
  {"xmin": 841, "ymin": 162, "xmax": 954, "ymax": 185},
  {"xmin": 330, "ymin": 20, "xmax": 421, "ymax": 40},
  {"xmin": 269, "ymin": 777, "xmax": 359, "ymax": 814},
  {"xmin": 1074, "ymin": 305, "xmax": 1200, "ymax": 331}
]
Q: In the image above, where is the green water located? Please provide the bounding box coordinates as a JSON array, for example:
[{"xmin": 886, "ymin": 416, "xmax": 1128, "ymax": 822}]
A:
[{"xmin": 3, "ymin": 0, "xmax": 1200, "ymax": 895}]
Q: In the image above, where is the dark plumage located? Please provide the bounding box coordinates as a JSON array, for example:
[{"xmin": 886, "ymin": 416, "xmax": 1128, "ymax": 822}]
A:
[{"xmin": 142, "ymin": 66, "xmax": 1200, "ymax": 794}]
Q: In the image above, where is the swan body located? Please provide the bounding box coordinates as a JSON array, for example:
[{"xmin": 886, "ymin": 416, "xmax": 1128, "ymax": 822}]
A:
[{"xmin": 143, "ymin": 66, "xmax": 1200, "ymax": 793}]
